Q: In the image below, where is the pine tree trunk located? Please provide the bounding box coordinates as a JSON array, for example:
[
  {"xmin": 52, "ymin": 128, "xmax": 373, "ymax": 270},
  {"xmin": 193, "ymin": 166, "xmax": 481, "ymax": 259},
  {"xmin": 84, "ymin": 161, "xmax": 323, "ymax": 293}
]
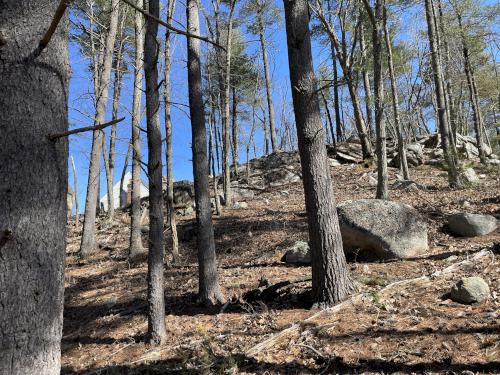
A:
[
  {"xmin": 372, "ymin": 0, "xmax": 388, "ymax": 199},
  {"xmin": 383, "ymin": 9, "xmax": 409, "ymax": 180},
  {"xmin": 221, "ymin": 0, "xmax": 236, "ymax": 207},
  {"xmin": 259, "ymin": 20, "xmax": 279, "ymax": 153},
  {"xmin": 129, "ymin": 0, "xmax": 146, "ymax": 258},
  {"xmin": 80, "ymin": 0, "xmax": 121, "ymax": 256},
  {"xmin": 186, "ymin": 0, "xmax": 226, "ymax": 306},
  {"xmin": 0, "ymin": 1, "xmax": 69, "ymax": 373},
  {"xmin": 106, "ymin": 14, "xmax": 126, "ymax": 219},
  {"xmin": 424, "ymin": 0, "xmax": 463, "ymax": 188},
  {"xmin": 119, "ymin": 140, "xmax": 132, "ymax": 208},
  {"xmin": 283, "ymin": 0, "xmax": 354, "ymax": 307},
  {"xmin": 231, "ymin": 86, "xmax": 239, "ymax": 174},
  {"xmin": 331, "ymin": 46, "xmax": 343, "ymax": 142},
  {"xmin": 164, "ymin": 0, "xmax": 179, "ymax": 262},
  {"xmin": 144, "ymin": 0, "xmax": 167, "ymax": 344}
]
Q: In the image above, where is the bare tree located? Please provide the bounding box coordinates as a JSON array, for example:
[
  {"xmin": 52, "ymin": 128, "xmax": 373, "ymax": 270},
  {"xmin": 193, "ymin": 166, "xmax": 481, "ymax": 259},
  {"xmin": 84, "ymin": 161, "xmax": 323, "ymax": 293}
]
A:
[
  {"xmin": 383, "ymin": 7, "xmax": 409, "ymax": 180},
  {"xmin": 0, "ymin": 1, "xmax": 69, "ymax": 373},
  {"xmin": 424, "ymin": 0, "xmax": 463, "ymax": 188},
  {"xmin": 284, "ymin": 0, "xmax": 354, "ymax": 306},
  {"xmin": 144, "ymin": 0, "xmax": 167, "ymax": 344},
  {"xmin": 80, "ymin": 0, "xmax": 121, "ymax": 256},
  {"xmin": 129, "ymin": 0, "xmax": 146, "ymax": 258},
  {"xmin": 187, "ymin": 0, "xmax": 226, "ymax": 306},
  {"xmin": 163, "ymin": 0, "xmax": 179, "ymax": 262}
]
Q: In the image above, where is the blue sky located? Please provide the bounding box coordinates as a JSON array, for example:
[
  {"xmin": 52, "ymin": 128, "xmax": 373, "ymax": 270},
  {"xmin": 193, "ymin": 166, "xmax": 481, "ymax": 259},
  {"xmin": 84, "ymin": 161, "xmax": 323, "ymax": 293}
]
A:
[{"xmin": 68, "ymin": 0, "xmax": 292, "ymax": 211}]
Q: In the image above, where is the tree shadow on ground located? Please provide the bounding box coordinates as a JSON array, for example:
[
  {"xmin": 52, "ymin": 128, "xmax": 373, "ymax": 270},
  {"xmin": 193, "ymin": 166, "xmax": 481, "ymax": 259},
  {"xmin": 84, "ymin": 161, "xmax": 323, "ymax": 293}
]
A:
[{"xmin": 61, "ymin": 352, "xmax": 500, "ymax": 374}]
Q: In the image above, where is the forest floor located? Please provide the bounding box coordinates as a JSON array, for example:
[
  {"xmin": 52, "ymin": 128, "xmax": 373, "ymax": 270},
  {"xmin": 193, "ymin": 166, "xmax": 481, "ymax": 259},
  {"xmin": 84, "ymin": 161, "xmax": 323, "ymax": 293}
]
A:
[{"xmin": 62, "ymin": 162, "xmax": 500, "ymax": 374}]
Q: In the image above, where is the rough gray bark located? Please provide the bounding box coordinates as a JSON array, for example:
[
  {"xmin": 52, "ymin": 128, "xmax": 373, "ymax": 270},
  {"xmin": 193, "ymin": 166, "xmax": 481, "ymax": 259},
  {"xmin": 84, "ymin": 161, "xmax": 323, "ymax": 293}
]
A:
[
  {"xmin": 129, "ymin": 0, "xmax": 146, "ymax": 258},
  {"xmin": 331, "ymin": 45, "xmax": 343, "ymax": 142},
  {"xmin": 80, "ymin": 0, "xmax": 121, "ymax": 256},
  {"xmin": 365, "ymin": 0, "xmax": 388, "ymax": 199},
  {"xmin": 106, "ymin": 12, "xmax": 127, "ymax": 219},
  {"xmin": 0, "ymin": 1, "xmax": 69, "ymax": 373},
  {"xmin": 383, "ymin": 10, "xmax": 409, "ymax": 180},
  {"xmin": 424, "ymin": 0, "xmax": 463, "ymax": 188},
  {"xmin": 144, "ymin": 0, "xmax": 167, "ymax": 344},
  {"xmin": 221, "ymin": 0, "xmax": 236, "ymax": 206},
  {"xmin": 163, "ymin": 0, "xmax": 179, "ymax": 262},
  {"xmin": 187, "ymin": 0, "xmax": 226, "ymax": 306},
  {"xmin": 231, "ymin": 86, "xmax": 239, "ymax": 173},
  {"xmin": 284, "ymin": 0, "xmax": 354, "ymax": 307},
  {"xmin": 258, "ymin": 16, "xmax": 279, "ymax": 153}
]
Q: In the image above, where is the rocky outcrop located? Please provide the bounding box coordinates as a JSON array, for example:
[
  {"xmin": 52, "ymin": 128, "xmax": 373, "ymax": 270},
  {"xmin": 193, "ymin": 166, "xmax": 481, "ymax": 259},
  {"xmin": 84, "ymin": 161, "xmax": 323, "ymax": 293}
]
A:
[{"xmin": 337, "ymin": 199, "xmax": 428, "ymax": 260}]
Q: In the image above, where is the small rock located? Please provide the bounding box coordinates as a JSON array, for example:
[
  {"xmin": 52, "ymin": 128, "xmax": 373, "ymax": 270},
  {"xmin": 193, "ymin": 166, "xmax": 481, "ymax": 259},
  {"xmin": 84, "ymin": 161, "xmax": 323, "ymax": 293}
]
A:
[
  {"xmin": 450, "ymin": 277, "xmax": 490, "ymax": 304},
  {"xmin": 140, "ymin": 225, "xmax": 149, "ymax": 233},
  {"xmin": 392, "ymin": 180, "xmax": 426, "ymax": 191},
  {"xmin": 233, "ymin": 201, "xmax": 248, "ymax": 209},
  {"xmin": 463, "ymin": 168, "xmax": 479, "ymax": 185},
  {"xmin": 448, "ymin": 213, "xmax": 498, "ymax": 237},
  {"xmin": 183, "ymin": 206, "xmax": 194, "ymax": 216},
  {"xmin": 281, "ymin": 241, "xmax": 310, "ymax": 265}
]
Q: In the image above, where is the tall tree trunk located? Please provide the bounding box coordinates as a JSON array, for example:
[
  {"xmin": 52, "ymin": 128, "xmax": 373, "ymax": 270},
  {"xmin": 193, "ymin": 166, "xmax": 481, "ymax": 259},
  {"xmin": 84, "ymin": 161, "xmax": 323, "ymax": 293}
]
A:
[
  {"xmin": 370, "ymin": 0, "xmax": 388, "ymax": 199},
  {"xmin": 164, "ymin": 0, "xmax": 179, "ymax": 262},
  {"xmin": 262, "ymin": 110, "xmax": 270, "ymax": 155},
  {"xmin": 359, "ymin": 21, "xmax": 374, "ymax": 137},
  {"xmin": 457, "ymin": 12, "xmax": 486, "ymax": 164},
  {"xmin": 71, "ymin": 156, "xmax": 80, "ymax": 229},
  {"xmin": 284, "ymin": 0, "xmax": 354, "ymax": 307},
  {"xmin": 129, "ymin": 0, "xmax": 146, "ymax": 258},
  {"xmin": 144, "ymin": 0, "xmax": 167, "ymax": 344},
  {"xmin": 231, "ymin": 86, "xmax": 239, "ymax": 174},
  {"xmin": 186, "ymin": 0, "xmax": 226, "ymax": 306},
  {"xmin": 80, "ymin": 0, "xmax": 121, "ymax": 256},
  {"xmin": 0, "ymin": 1, "xmax": 69, "ymax": 373},
  {"xmin": 106, "ymin": 12, "xmax": 126, "ymax": 219},
  {"xmin": 331, "ymin": 45, "xmax": 343, "ymax": 142},
  {"xmin": 383, "ymin": 9, "xmax": 409, "ymax": 180},
  {"xmin": 258, "ymin": 18, "xmax": 279, "ymax": 153},
  {"xmin": 221, "ymin": 0, "xmax": 236, "ymax": 206},
  {"xmin": 424, "ymin": 0, "xmax": 463, "ymax": 188}
]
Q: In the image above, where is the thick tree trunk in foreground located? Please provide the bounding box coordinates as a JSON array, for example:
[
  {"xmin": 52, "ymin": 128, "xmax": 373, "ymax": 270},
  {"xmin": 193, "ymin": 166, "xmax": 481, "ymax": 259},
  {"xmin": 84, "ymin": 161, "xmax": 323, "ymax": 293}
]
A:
[
  {"xmin": 144, "ymin": 0, "xmax": 167, "ymax": 344},
  {"xmin": 424, "ymin": 0, "xmax": 463, "ymax": 188},
  {"xmin": 283, "ymin": 0, "xmax": 354, "ymax": 307},
  {"xmin": 129, "ymin": 0, "xmax": 146, "ymax": 258},
  {"xmin": 0, "ymin": 1, "xmax": 69, "ymax": 373},
  {"xmin": 187, "ymin": 0, "xmax": 226, "ymax": 306},
  {"xmin": 80, "ymin": 0, "xmax": 120, "ymax": 256},
  {"xmin": 383, "ymin": 10, "xmax": 409, "ymax": 180},
  {"xmin": 164, "ymin": 0, "xmax": 179, "ymax": 262}
]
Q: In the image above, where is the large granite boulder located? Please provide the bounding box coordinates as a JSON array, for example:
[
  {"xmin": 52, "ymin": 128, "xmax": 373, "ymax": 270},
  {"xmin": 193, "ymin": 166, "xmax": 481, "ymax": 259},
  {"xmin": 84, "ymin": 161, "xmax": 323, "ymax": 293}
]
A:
[
  {"xmin": 448, "ymin": 213, "xmax": 498, "ymax": 237},
  {"xmin": 337, "ymin": 199, "xmax": 428, "ymax": 260}
]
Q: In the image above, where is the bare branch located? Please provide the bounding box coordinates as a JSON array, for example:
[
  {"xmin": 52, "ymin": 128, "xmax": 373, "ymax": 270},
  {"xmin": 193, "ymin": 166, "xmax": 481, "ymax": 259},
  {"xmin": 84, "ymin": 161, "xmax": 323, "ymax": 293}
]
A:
[
  {"xmin": 48, "ymin": 117, "xmax": 126, "ymax": 141},
  {"xmin": 39, "ymin": 0, "xmax": 70, "ymax": 51}
]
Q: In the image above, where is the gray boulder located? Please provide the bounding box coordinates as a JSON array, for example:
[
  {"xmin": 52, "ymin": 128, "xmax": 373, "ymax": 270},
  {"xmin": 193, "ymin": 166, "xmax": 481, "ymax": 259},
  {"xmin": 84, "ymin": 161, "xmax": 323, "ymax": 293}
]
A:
[
  {"xmin": 233, "ymin": 201, "xmax": 249, "ymax": 209},
  {"xmin": 450, "ymin": 277, "xmax": 490, "ymax": 304},
  {"xmin": 448, "ymin": 213, "xmax": 498, "ymax": 237},
  {"xmin": 337, "ymin": 199, "xmax": 428, "ymax": 260},
  {"xmin": 281, "ymin": 241, "xmax": 311, "ymax": 265}
]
